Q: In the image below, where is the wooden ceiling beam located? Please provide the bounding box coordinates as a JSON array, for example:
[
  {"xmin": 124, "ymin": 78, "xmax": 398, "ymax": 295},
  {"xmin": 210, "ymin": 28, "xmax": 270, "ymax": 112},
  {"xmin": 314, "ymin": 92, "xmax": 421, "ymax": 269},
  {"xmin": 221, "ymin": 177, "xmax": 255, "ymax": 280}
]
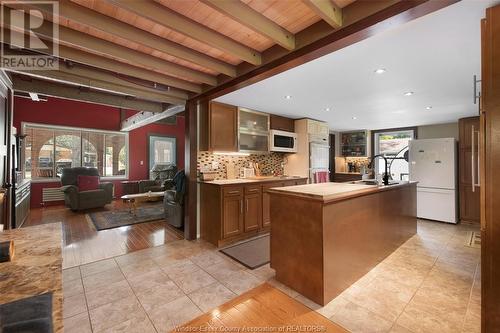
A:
[
  {"xmin": 20, "ymin": 1, "xmax": 236, "ymax": 78},
  {"xmin": 12, "ymin": 75, "xmax": 166, "ymax": 113},
  {"xmin": 11, "ymin": 1, "xmax": 217, "ymax": 88},
  {"xmin": 200, "ymin": 0, "xmax": 295, "ymax": 51},
  {"xmin": 303, "ymin": 0, "xmax": 343, "ymax": 29},
  {"xmin": 108, "ymin": 0, "xmax": 262, "ymax": 66}
]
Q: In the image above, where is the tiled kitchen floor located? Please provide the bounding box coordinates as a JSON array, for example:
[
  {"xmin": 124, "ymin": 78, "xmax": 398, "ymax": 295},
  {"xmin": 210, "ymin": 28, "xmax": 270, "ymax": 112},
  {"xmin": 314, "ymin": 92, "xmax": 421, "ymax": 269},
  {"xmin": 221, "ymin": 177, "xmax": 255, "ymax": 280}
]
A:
[{"xmin": 62, "ymin": 220, "xmax": 480, "ymax": 333}]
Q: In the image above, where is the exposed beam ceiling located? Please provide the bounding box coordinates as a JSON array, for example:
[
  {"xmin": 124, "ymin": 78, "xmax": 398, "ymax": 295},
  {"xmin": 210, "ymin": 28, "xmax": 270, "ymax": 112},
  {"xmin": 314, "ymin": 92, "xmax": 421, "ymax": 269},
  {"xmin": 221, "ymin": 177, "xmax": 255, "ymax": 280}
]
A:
[
  {"xmin": 21, "ymin": 1, "xmax": 235, "ymax": 78},
  {"xmin": 108, "ymin": 0, "xmax": 262, "ymax": 66},
  {"xmin": 200, "ymin": 0, "xmax": 295, "ymax": 51},
  {"xmin": 121, "ymin": 104, "xmax": 185, "ymax": 131},
  {"xmin": 303, "ymin": 0, "xmax": 343, "ymax": 29},
  {"xmin": 12, "ymin": 75, "xmax": 166, "ymax": 113}
]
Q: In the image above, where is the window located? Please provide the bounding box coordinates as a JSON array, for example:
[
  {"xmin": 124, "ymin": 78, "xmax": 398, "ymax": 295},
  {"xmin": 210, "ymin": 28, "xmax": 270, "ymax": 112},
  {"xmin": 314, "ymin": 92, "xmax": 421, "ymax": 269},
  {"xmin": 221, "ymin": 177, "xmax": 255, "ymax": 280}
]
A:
[
  {"xmin": 23, "ymin": 123, "xmax": 128, "ymax": 180},
  {"xmin": 148, "ymin": 135, "xmax": 176, "ymax": 177},
  {"xmin": 372, "ymin": 128, "xmax": 416, "ymax": 181}
]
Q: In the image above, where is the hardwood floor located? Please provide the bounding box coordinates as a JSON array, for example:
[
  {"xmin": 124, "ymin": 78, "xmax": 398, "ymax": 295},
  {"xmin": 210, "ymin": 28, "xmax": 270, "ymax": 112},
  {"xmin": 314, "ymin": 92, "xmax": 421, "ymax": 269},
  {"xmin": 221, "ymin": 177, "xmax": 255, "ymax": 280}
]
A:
[
  {"xmin": 175, "ymin": 283, "xmax": 349, "ymax": 333},
  {"xmin": 24, "ymin": 200, "xmax": 183, "ymax": 269}
]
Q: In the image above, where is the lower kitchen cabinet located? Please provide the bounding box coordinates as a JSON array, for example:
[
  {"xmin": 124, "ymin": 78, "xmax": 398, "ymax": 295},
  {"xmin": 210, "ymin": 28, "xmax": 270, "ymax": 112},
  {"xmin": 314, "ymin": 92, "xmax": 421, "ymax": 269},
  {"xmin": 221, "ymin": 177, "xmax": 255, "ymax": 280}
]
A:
[{"xmin": 201, "ymin": 178, "xmax": 307, "ymax": 247}]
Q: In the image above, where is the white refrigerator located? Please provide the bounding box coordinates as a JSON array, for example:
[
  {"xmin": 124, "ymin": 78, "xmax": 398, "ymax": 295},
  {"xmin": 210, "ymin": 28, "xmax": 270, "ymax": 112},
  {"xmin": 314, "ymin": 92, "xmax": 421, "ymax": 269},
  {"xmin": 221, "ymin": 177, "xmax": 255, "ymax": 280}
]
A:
[{"xmin": 409, "ymin": 138, "xmax": 458, "ymax": 224}]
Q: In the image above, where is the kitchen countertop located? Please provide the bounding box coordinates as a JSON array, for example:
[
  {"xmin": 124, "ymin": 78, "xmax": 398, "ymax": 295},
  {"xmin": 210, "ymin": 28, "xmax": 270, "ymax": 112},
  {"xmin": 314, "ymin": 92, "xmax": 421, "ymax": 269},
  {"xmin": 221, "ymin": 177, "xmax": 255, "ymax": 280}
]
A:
[
  {"xmin": 268, "ymin": 181, "xmax": 417, "ymax": 203},
  {"xmin": 0, "ymin": 223, "xmax": 63, "ymax": 332},
  {"xmin": 200, "ymin": 176, "xmax": 308, "ymax": 185}
]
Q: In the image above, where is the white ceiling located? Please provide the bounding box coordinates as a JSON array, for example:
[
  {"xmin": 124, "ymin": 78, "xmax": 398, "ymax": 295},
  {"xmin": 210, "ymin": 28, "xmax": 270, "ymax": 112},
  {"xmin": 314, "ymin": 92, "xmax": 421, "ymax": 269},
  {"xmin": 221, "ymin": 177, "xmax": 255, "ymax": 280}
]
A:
[{"xmin": 216, "ymin": 0, "xmax": 497, "ymax": 131}]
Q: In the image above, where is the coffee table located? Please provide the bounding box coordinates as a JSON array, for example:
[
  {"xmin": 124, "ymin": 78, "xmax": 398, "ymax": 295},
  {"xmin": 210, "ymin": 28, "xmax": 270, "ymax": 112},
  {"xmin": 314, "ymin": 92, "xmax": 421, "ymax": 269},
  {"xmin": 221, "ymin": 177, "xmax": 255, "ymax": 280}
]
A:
[{"xmin": 121, "ymin": 191, "xmax": 165, "ymax": 215}]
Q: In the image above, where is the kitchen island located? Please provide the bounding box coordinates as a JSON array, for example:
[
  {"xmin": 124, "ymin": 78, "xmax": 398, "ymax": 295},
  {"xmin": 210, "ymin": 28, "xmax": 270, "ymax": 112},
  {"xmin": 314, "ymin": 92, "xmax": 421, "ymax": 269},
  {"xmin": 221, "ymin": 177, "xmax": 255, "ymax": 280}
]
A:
[{"xmin": 268, "ymin": 181, "xmax": 417, "ymax": 305}]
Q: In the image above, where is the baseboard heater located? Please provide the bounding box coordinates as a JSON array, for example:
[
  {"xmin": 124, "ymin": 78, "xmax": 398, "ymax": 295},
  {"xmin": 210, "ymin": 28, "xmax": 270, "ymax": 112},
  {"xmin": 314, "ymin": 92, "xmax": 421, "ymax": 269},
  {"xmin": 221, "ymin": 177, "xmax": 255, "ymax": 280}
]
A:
[{"xmin": 42, "ymin": 187, "xmax": 64, "ymax": 204}]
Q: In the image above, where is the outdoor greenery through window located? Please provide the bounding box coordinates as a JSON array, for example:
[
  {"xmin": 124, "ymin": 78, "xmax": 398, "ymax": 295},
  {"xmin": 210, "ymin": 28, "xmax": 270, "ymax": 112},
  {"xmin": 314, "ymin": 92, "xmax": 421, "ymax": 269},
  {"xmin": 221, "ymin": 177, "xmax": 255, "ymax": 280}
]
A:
[
  {"xmin": 373, "ymin": 129, "xmax": 415, "ymax": 181},
  {"xmin": 23, "ymin": 123, "xmax": 128, "ymax": 180}
]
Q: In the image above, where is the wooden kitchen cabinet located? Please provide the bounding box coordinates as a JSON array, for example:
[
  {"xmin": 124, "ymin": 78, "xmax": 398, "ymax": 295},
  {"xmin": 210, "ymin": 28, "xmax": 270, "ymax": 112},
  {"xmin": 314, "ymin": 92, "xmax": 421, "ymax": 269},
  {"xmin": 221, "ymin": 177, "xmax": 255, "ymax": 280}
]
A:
[
  {"xmin": 270, "ymin": 115, "xmax": 295, "ymax": 132},
  {"xmin": 459, "ymin": 116, "xmax": 480, "ymax": 224},
  {"xmin": 201, "ymin": 178, "xmax": 308, "ymax": 247},
  {"xmin": 199, "ymin": 101, "xmax": 238, "ymax": 152}
]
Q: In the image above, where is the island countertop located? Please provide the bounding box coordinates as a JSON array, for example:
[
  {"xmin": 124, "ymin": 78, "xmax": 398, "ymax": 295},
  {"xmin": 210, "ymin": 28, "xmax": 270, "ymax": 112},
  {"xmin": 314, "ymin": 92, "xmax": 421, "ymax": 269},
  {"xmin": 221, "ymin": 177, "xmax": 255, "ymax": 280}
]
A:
[
  {"xmin": 0, "ymin": 223, "xmax": 63, "ymax": 332},
  {"xmin": 199, "ymin": 176, "xmax": 308, "ymax": 185},
  {"xmin": 268, "ymin": 181, "xmax": 417, "ymax": 203}
]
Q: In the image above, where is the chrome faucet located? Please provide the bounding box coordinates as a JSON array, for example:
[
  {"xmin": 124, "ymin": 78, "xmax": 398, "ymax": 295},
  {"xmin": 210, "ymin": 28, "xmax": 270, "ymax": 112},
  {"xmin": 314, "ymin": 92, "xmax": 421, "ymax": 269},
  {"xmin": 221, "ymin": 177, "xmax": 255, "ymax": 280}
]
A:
[{"xmin": 368, "ymin": 154, "xmax": 390, "ymax": 186}]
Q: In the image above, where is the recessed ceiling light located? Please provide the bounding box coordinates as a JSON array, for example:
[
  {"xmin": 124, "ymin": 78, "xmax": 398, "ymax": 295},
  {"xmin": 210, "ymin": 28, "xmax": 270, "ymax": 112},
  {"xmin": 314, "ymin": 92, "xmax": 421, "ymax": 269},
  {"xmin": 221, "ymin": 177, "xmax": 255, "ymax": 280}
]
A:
[
  {"xmin": 284, "ymin": 95, "xmax": 292, "ymax": 99},
  {"xmin": 325, "ymin": 107, "xmax": 331, "ymax": 111},
  {"xmin": 374, "ymin": 68, "xmax": 386, "ymax": 74},
  {"xmin": 28, "ymin": 92, "xmax": 40, "ymax": 102},
  {"xmin": 352, "ymin": 116, "xmax": 357, "ymax": 120},
  {"xmin": 425, "ymin": 106, "xmax": 432, "ymax": 110},
  {"xmin": 403, "ymin": 91, "xmax": 414, "ymax": 96}
]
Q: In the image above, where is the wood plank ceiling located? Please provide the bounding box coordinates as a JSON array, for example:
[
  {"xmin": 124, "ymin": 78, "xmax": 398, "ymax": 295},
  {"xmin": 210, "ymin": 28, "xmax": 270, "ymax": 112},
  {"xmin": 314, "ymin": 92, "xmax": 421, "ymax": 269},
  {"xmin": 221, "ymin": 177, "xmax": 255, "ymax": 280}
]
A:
[{"xmin": 2, "ymin": 0, "xmax": 388, "ymax": 112}]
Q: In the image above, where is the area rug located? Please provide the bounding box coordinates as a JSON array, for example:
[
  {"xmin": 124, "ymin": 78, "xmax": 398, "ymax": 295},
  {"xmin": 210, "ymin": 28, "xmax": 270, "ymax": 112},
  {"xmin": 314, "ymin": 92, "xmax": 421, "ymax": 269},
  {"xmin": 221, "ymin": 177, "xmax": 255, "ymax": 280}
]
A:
[
  {"xmin": 89, "ymin": 202, "xmax": 165, "ymax": 231},
  {"xmin": 220, "ymin": 234, "xmax": 269, "ymax": 269},
  {"xmin": 466, "ymin": 231, "xmax": 481, "ymax": 249}
]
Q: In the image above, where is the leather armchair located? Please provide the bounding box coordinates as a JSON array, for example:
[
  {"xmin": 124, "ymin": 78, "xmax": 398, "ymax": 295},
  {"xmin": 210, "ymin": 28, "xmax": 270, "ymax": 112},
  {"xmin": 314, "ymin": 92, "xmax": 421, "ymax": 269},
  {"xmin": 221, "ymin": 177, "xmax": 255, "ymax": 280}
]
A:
[
  {"xmin": 164, "ymin": 170, "xmax": 186, "ymax": 228},
  {"xmin": 60, "ymin": 167, "xmax": 113, "ymax": 211}
]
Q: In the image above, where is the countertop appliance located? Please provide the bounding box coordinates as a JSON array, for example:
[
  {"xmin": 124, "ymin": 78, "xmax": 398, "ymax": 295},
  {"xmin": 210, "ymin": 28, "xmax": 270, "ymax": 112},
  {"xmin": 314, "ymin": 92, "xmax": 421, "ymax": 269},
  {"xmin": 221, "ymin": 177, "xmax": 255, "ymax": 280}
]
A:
[
  {"xmin": 409, "ymin": 138, "xmax": 457, "ymax": 223},
  {"xmin": 269, "ymin": 130, "xmax": 297, "ymax": 153}
]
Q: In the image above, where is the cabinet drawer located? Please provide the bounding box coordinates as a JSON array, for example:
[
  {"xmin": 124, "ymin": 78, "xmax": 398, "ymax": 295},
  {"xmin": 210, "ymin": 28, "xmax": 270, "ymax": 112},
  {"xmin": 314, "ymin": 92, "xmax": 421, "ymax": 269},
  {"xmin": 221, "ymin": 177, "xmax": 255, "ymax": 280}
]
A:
[
  {"xmin": 223, "ymin": 186, "xmax": 243, "ymax": 197},
  {"xmin": 245, "ymin": 185, "xmax": 262, "ymax": 194}
]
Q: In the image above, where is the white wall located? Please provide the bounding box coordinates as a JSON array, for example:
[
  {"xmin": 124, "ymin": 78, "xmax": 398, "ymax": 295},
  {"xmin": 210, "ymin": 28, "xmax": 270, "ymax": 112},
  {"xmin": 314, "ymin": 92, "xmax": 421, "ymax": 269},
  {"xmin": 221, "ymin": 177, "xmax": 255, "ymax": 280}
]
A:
[{"xmin": 418, "ymin": 122, "xmax": 459, "ymax": 140}]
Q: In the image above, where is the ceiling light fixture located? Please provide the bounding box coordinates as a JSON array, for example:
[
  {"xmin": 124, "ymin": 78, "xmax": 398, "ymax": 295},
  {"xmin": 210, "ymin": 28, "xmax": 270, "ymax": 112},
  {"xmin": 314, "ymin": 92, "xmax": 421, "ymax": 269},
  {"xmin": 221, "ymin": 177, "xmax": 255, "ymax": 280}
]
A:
[
  {"xmin": 325, "ymin": 107, "xmax": 331, "ymax": 111},
  {"xmin": 28, "ymin": 92, "xmax": 40, "ymax": 102},
  {"xmin": 404, "ymin": 91, "xmax": 414, "ymax": 96},
  {"xmin": 374, "ymin": 68, "xmax": 386, "ymax": 74},
  {"xmin": 352, "ymin": 116, "xmax": 357, "ymax": 120},
  {"xmin": 284, "ymin": 95, "xmax": 292, "ymax": 100},
  {"xmin": 425, "ymin": 106, "xmax": 432, "ymax": 110}
]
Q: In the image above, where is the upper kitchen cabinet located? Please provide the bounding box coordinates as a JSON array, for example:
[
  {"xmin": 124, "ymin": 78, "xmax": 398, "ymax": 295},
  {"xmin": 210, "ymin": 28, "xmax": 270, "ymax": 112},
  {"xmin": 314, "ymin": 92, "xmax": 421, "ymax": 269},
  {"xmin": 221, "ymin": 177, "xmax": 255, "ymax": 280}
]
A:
[
  {"xmin": 307, "ymin": 119, "xmax": 329, "ymax": 137},
  {"xmin": 270, "ymin": 115, "xmax": 295, "ymax": 132},
  {"xmin": 200, "ymin": 101, "xmax": 238, "ymax": 152},
  {"xmin": 239, "ymin": 108, "xmax": 269, "ymax": 153},
  {"xmin": 341, "ymin": 131, "xmax": 368, "ymax": 157}
]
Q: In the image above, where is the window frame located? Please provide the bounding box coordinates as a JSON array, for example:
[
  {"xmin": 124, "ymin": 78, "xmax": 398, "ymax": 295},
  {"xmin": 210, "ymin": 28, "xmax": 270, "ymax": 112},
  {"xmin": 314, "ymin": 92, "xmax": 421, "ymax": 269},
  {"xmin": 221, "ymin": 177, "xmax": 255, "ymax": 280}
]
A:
[{"xmin": 22, "ymin": 122, "xmax": 129, "ymax": 182}]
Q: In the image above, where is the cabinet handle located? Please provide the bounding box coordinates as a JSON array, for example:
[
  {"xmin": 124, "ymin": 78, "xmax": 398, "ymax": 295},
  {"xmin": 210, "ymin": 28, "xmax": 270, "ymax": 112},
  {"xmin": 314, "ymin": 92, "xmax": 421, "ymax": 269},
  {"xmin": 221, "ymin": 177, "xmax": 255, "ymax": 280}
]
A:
[
  {"xmin": 228, "ymin": 190, "xmax": 240, "ymax": 195},
  {"xmin": 246, "ymin": 199, "xmax": 249, "ymax": 212},
  {"xmin": 240, "ymin": 200, "xmax": 243, "ymax": 214}
]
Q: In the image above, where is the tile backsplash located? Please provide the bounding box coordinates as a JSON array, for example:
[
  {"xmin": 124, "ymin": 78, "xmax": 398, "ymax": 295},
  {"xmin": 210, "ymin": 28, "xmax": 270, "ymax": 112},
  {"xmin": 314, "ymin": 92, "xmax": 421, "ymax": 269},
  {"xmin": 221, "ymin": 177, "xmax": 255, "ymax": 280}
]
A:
[{"xmin": 197, "ymin": 151, "xmax": 286, "ymax": 180}]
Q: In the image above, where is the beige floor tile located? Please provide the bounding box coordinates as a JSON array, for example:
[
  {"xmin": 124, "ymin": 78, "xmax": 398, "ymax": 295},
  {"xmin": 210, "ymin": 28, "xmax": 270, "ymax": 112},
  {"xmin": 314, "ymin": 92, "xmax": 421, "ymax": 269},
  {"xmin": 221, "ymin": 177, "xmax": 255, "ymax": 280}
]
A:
[
  {"xmin": 63, "ymin": 267, "xmax": 81, "ymax": 283},
  {"xmin": 161, "ymin": 258, "xmax": 200, "ymax": 277},
  {"xmin": 82, "ymin": 266, "xmax": 125, "ymax": 290},
  {"xmin": 202, "ymin": 259, "xmax": 243, "ymax": 281},
  {"xmin": 127, "ymin": 269, "xmax": 173, "ymax": 294},
  {"xmin": 148, "ymin": 295, "xmax": 203, "ymax": 332},
  {"xmin": 369, "ymin": 263, "xmax": 427, "ymax": 289},
  {"xmin": 188, "ymin": 282, "xmax": 236, "ymax": 312},
  {"xmin": 390, "ymin": 324, "xmax": 415, "ymax": 333},
  {"xmin": 63, "ymin": 278, "xmax": 84, "ymax": 297},
  {"xmin": 114, "ymin": 249, "xmax": 152, "ymax": 267},
  {"xmin": 170, "ymin": 268, "xmax": 216, "ymax": 294},
  {"xmin": 80, "ymin": 258, "xmax": 118, "ymax": 277},
  {"xmin": 89, "ymin": 295, "xmax": 145, "ymax": 332},
  {"xmin": 218, "ymin": 270, "xmax": 263, "ymax": 295},
  {"xmin": 63, "ymin": 293, "xmax": 87, "ymax": 318},
  {"xmin": 85, "ymin": 279, "xmax": 134, "ymax": 310},
  {"xmin": 249, "ymin": 263, "xmax": 276, "ymax": 281},
  {"xmin": 63, "ymin": 312, "xmax": 92, "ymax": 333},
  {"xmin": 118, "ymin": 258, "xmax": 161, "ymax": 279},
  {"xmin": 294, "ymin": 294, "xmax": 322, "ymax": 310},
  {"xmin": 330, "ymin": 300, "xmax": 393, "ymax": 333},
  {"xmin": 316, "ymin": 296, "xmax": 350, "ymax": 318},
  {"xmin": 98, "ymin": 310, "xmax": 157, "ymax": 333},
  {"xmin": 396, "ymin": 302, "xmax": 464, "ymax": 333},
  {"xmin": 462, "ymin": 307, "xmax": 480, "ymax": 333},
  {"xmin": 267, "ymin": 278, "xmax": 299, "ymax": 298},
  {"xmin": 136, "ymin": 281, "xmax": 185, "ymax": 313},
  {"xmin": 153, "ymin": 251, "xmax": 188, "ymax": 267},
  {"xmin": 189, "ymin": 250, "xmax": 225, "ymax": 268}
]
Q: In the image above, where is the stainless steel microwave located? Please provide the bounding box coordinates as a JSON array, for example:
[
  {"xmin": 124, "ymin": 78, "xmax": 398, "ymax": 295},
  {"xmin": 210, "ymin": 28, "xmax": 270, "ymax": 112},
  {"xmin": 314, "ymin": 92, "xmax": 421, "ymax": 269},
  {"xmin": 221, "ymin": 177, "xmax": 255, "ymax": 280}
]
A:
[{"xmin": 269, "ymin": 130, "xmax": 298, "ymax": 153}]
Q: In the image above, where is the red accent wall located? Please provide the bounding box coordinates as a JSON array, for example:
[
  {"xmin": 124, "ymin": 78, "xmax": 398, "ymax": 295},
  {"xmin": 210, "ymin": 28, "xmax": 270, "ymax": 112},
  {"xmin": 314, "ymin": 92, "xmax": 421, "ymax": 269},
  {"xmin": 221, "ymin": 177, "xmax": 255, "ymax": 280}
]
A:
[{"xmin": 13, "ymin": 96, "xmax": 185, "ymax": 208}]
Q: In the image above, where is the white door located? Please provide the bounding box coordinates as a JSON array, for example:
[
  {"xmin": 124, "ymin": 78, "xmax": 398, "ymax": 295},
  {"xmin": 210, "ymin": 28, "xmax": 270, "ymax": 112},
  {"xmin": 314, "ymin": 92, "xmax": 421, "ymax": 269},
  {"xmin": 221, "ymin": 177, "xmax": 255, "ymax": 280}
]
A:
[{"xmin": 409, "ymin": 138, "xmax": 456, "ymax": 190}]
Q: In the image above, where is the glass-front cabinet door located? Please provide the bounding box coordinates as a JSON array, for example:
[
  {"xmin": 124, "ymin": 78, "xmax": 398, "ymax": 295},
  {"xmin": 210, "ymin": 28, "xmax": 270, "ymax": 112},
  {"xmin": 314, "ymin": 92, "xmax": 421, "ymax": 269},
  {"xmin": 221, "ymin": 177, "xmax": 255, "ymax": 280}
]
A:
[{"xmin": 239, "ymin": 108, "xmax": 269, "ymax": 153}]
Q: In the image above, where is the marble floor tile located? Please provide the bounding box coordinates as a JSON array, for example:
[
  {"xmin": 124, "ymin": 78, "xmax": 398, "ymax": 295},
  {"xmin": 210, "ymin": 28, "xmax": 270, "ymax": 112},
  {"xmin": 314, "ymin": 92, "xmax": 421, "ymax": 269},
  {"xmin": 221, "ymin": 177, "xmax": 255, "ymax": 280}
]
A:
[
  {"xmin": 118, "ymin": 258, "xmax": 161, "ymax": 279},
  {"xmin": 63, "ymin": 312, "xmax": 92, "ymax": 333},
  {"xmin": 63, "ymin": 293, "xmax": 87, "ymax": 318},
  {"xmin": 188, "ymin": 282, "xmax": 236, "ymax": 312},
  {"xmin": 202, "ymin": 259, "xmax": 243, "ymax": 281},
  {"xmin": 330, "ymin": 300, "xmax": 393, "ymax": 333},
  {"xmin": 160, "ymin": 258, "xmax": 200, "ymax": 277},
  {"xmin": 396, "ymin": 302, "xmax": 464, "ymax": 333},
  {"xmin": 63, "ymin": 267, "xmax": 81, "ymax": 283},
  {"xmin": 189, "ymin": 250, "xmax": 225, "ymax": 268},
  {"xmin": 136, "ymin": 281, "xmax": 185, "ymax": 313},
  {"xmin": 63, "ymin": 277, "xmax": 84, "ymax": 297},
  {"xmin": 80, "ymin": 258, "xmax": 118, "ymax": 277},
  {"xmin": 82, "ymin": 266, "xmax": 125, "ymax": 290},
  {"xmin": 218, "ymin": 270, "xmax": 263, "ymax": 295},
  {"xmin": 89, "ymin": 295, "xmax": 146, "ymax": 332},
  {"xmin": 85, "ymin": 279, "xmax": 134, "ymax": 310},
  {"xmin": 97, "ymin": 310, "xmax": 157, "ymax": 333},
  {"xmin": 148, "ymin": 295, "xmax": 203, "ymax": 332},
  {"xmin": 152, "ymin": 251, "xmax": 188, "ymax": 267},
  {"xmin": 169, "ymin": 268, "xmax": 216, "ymax": 294},
  {"xmin": 114, "ymin": 249, "xmax": 152, "ymax": 267},
  {"xmin": 127, "ymin": 269, "xmax": 173, "ymax": 294}
]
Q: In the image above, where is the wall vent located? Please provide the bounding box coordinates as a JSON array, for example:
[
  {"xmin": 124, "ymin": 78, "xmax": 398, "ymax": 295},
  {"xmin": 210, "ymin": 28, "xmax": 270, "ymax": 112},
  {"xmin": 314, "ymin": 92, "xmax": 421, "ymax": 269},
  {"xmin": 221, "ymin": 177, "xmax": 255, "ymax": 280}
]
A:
[{"xmin": 42, "ymin": 187, "xmax": 64, "ymax": 203}]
